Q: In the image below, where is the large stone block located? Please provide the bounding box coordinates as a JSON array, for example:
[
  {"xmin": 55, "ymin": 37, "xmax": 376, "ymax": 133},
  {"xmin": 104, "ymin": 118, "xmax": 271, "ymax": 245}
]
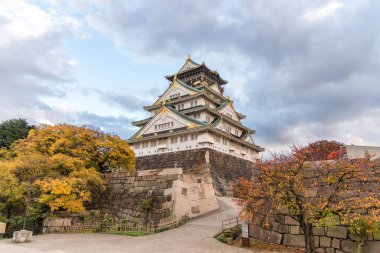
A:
[
  {"xmin": 268, "ymin": 231, "xmax": 283, "ymax": 244},
  {"xmin": 283, "ymin": 234, "xmax": 305, "ymax": 247},
  {"xmin": 284, "ymin": 216, "xmax": 299, "ymax": 225},
  {"xmin": 362, "ymin": 241, "xmax": 380, "ymax": 253},
  {"xmin": 249, "ymin": 224, "xmax": 269, "ymax": 242},
  {"xmin": 327, "ymin": 226, "xmax": 347, "ymax": 239},
  {"xmin": 290, "ymin": 225, "xmax": 301, "ymax": 234},
  {"xmin": 332, "ymin": 238, "xmax": 341, "ymax": 249},
  {"xmin": 320, "ymin": 236, "xmax": 332, "ymax": 247},
  {"xmin": 341, "ymin": 240, "xmax": 355, "ymax": 253},
  {"xmin": 314, "ymin": 236, "xmax": 320, "ymax": 247},
  {"xmin": 274, "ymin": 214, "xmax": 285, "ymax": 223},
  {"xmin": 12, "ymin": 230, "xmax": 33, "ymax": 243},
  {"xmin": 279, "ymin": 224, "xmax": 289, "ymax": 233}
]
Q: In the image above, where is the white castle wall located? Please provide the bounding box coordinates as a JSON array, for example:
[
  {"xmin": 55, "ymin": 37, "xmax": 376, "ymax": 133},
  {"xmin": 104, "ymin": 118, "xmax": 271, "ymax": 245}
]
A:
[{"xmin": 132, "ymin": 132, "xmax": 259, "ymax": 161}]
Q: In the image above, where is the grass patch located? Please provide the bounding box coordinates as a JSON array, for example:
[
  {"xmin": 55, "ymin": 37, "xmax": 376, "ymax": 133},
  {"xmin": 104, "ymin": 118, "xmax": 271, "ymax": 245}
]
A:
[
  {"xmin": 104, "ymin": 230, "xmax": 154, "ymax": 236},
  {"xmin": 215, "ymin": 226, "xmax": 241, "ymax": 244}
]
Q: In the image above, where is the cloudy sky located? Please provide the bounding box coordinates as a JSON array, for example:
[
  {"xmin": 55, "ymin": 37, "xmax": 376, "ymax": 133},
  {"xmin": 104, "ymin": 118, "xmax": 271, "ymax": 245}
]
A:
[{"xmin": 1, "ymin": 0, "xmax": 379, "ymax": 154}]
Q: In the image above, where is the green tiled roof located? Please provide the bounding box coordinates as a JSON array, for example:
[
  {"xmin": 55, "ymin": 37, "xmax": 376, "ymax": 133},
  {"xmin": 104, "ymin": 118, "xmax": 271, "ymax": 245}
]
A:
[
  {"xmin": 165, "ymin": 104, "xmax": 207, "ymax": 126},
  {"xmin": 211, "ymin": 117, "xmax": 222, "ymax": 127},
  {"xmin": 177, "ymin": 58, "xmax": 201, "ymax": 74},
  {"xmin": 216, "ymin": 99, "xmax": 231, "ymax": 110},
  {"xmin": 176, "ymin": 78, "xmax": 201, "ymax": 92}
]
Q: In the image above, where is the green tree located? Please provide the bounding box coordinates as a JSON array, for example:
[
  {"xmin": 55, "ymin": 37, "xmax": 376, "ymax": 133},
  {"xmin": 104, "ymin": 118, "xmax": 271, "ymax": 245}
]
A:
[{"xmin": 0, "ymin": 119, "xmax": 33, "ymax": 149}]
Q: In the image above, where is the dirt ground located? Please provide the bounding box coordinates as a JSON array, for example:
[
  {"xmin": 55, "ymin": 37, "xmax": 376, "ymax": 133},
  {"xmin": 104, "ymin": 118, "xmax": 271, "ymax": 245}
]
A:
[{"xmin": 233, "ymin": 238, "xmax": 304, "ymax": 253}]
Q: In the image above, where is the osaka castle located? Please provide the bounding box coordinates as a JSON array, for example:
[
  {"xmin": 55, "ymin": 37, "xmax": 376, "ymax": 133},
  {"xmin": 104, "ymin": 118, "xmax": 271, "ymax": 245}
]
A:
[{"xmin": 128, "ymin": 55, "xmax": 263, "ymax": 165}]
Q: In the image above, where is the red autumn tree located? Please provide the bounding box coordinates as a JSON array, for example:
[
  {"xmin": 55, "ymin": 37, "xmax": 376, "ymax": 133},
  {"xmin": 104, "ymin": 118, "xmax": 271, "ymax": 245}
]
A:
[
  {"xmin": 302, "ymin": 140, "xmax": 343, "ymax": 161},
  {"xmin": 327, "ymin": 150, "xmax": 340, "ymax": 160},
  {"xmin": 236, "ymin": 145, "xmax": 379, "ymax": 253}
]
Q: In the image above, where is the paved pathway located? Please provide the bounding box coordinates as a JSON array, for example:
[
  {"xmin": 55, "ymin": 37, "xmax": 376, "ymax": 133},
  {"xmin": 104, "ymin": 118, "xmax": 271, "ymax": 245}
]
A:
[{"xmin": 0, "ymin": 197, "xmax": 261, "ymax": 253}]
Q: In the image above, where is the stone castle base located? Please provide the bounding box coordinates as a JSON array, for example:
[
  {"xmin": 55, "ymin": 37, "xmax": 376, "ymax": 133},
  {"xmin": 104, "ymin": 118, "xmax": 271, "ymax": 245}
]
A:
[
  {"xmin": 95, "ymin": 167, "xmax": 218, "ymax": 226},
  {"xmin": 135, "ymin": 148, "xmax": 254, "ymax": 196}
]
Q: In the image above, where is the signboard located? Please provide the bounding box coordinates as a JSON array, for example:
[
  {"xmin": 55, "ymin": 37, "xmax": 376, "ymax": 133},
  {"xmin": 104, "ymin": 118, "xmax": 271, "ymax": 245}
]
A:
[
  {"xmin": 242, "ymin": 224, "xmax": 249, "ymax": 238},
  {"xmin": 0, "ymin": 222, "xmax": 6, "ymax": 234},
  {"xmin": 241, "ymin": 223, "xmax": 250, "ymax": 247}
]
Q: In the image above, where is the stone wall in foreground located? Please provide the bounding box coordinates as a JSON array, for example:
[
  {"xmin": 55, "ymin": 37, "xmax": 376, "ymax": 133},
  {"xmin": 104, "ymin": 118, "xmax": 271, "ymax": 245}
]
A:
[
  {"xmin": 95, "ymin": 167, "xmax": 218, "ymax": 226},
  {"xmin": 135, "ymin": 148, "xmax": 254, "ymax": 196},
  {"xmin": 249, "ymin": 216, "xmax": 380, "ymax": 253},
  {"xmin": 248, "ymin": 166, "xmax": 380, "ymax": 253}
]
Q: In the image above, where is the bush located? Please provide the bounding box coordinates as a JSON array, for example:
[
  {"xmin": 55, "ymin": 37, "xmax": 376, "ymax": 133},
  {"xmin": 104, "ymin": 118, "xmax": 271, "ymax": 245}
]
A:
[
  {"xmin": 215, "ymin": 226, "xmax": 241, "ymax": 244},
  {"xmin": 140, "ymin": 199, "xmax": 153, "ymax": 212}
]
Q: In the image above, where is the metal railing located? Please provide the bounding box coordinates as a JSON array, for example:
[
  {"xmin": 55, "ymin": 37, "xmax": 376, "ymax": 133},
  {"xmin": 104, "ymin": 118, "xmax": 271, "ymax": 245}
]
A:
[
  {"xmin": 221, "ymin": 217, "xmax": 239, "ymax": 231},
  {"xmin": 69, "ymin": 215, "xmax": 189, "ymax": 235}
]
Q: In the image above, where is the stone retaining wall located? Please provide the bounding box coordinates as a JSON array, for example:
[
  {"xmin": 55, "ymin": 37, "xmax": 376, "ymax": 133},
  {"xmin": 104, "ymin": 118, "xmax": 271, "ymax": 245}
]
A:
[
  {"xmin": 135, "ymin": 148, "xmax": 254, "ymax": 195},
  {"xmin": 248, "ymin": 165, "xmax": 380, "ymax": 253},
  {"xmin": 249, "ymin": 217, "xmax": 379, "ymax": 253},
  {"xmin": 95, "ymin": 167, "xmax": 218, "ymax": 226}
]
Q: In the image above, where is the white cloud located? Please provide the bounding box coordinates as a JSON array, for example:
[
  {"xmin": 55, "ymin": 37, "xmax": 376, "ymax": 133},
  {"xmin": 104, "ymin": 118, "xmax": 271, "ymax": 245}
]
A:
[
  {"xmin": 2, "ymin": 0, "xmax": 380, "ymax": 151},
  {"xmin": 303, "ymin": 1, "xmax": 342, "ymax": 22}
]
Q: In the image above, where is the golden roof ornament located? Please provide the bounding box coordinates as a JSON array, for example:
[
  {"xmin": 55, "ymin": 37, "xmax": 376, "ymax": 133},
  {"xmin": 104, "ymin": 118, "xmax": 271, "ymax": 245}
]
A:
[
  {"xmin": 173, "ymin": 74, "xmax": 178, "ymax": 81},
  {"xmin": 186, "ymin": 53, "xmax": 191, "ymax": 63}
]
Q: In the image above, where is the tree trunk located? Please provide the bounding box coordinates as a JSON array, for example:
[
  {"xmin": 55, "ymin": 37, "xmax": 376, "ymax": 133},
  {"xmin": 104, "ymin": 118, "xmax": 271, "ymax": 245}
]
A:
[
  {"xmin": 354, "ymin": 238, "xmax": 364, "ymax": 253},
  {"xmin": 6, "ymin": 204, "xmax": 12, "ymax": 220},
  {"xmin": 22, "ymin": 184, "xmax": 31, "ymax": 230},
  {"xmin": 300, "ymin": 219, "xmax": 316, "ymax": 253}
]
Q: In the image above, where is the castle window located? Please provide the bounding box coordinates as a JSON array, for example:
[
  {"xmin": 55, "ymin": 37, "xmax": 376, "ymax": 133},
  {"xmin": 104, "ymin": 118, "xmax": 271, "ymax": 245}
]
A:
[
  {"xmin": 191, "ymin": 133, "xmax": 198, "ymax": 140},
  {"xmin": 155, "ymin": 122, "xmax": 173, "ymax": 130},
  {"xmin": 193, "ymin": 113, "xmax": 200, "ymax": 119},
  {"xmin": 169, "ymin": 93, "xmax": 180, "ymax": 99},
  {"xmin": 180, "ymin": 135, "xmax": 188, "ymax": 142},
  {"xmin": 206, "ymin": 116, "xmax": 211, "ymax": 123},
  {"xmin": 150, "ymin": 140, "xmax": 157, "ymax": 147},
  {"xmin": 213, "ymin": 135, "xmax": 220, "ymax": 143},
  {"xmin": 171, "ymin": 137, "xmax": 177, "ymax": 144},
  {"xmin": 235, "ymin": 130, "xmax": 239, "ymax": 136}
]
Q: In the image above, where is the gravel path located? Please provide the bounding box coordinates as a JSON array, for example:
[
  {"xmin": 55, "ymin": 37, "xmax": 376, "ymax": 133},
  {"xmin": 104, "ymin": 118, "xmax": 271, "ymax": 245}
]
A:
[{"xmin": 0, "ymin": 197, "xmax": 262, "ymax": 253}]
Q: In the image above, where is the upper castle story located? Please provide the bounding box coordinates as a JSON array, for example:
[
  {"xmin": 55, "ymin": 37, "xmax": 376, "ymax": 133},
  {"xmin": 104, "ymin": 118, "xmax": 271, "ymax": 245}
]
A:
[{"xmin": 128, "ymin": 55, "xmax": 263, "ymax": 161}]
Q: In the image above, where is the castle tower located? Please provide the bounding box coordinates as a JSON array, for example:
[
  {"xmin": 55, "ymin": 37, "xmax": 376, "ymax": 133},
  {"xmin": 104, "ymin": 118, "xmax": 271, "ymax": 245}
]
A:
[{"xmin": 128, "ymin": 56, "xmax": 264, "ymax": 194}]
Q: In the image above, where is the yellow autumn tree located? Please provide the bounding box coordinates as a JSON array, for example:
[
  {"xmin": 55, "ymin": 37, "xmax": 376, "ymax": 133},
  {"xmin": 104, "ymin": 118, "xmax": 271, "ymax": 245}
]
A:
[
  {"xmin": 0, "ymin": 124, "xmax": 135, "ymax": 224},
  {"xmin": 0, "ymin": 161, "xmax": 25, "ymax": 222}
]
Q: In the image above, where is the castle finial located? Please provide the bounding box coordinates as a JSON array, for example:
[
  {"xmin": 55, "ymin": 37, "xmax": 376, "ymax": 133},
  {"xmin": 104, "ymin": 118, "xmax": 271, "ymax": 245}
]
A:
[
  {"xmin": 173, "ymin": 74, "xmax": 177, "ymax": 81},
  {"xmin": 186, "ymin": 53, "xmax": 191, "ymax": 62}
]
